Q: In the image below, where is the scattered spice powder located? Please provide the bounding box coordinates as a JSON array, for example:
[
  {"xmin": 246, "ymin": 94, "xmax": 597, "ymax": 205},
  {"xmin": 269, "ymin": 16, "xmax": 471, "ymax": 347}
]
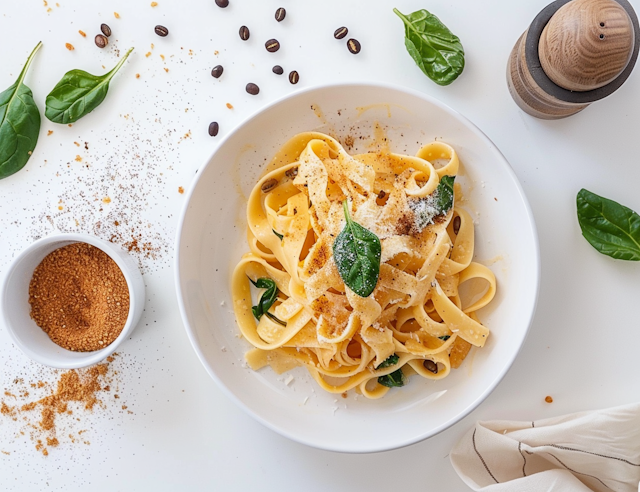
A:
[
  {"xmin": 29, "ymin": 243, "xmax": 129, "ymax": 352},
  {"xmin": 47, "ymin": 130, "xmax": 53, "ymax": 136},
  {"xmin": 164, "ymin": 68, "xmax": 169, "ymax": 73},
  {"xmin": 75, "ymin": 155, "xmax": 82, "ymax": 162},
  {"xmin": 65, "ymin": 43, "xmax": 74, "ymax": 51},
  {"xmin": 78, "ymin": 30, "xmax": 86, "ymax": 37},
  {"xmin": 145, "ymin": 52, "xmax": 151, "ymax": 58},
  {"xmin": 114, "ymin": 11, "xmax": 120, "ymax": 18},
  {"xmin": 226, "ymin": 103, "xmax": 233, "ymax": 109},
  {"xmin": 545, "ymin": 395, "xmax": 553, "ymax": 403},
  {"xmin": 136, "ymin": 73, "xmax": 140, "ymax": 79},
  {"xmin": 150, "ymin": 1, "xmax": 158, "ymax": 5},
  {"xmin": 178, "ymin": 186, "xmax": 184, "ymax": 194}
]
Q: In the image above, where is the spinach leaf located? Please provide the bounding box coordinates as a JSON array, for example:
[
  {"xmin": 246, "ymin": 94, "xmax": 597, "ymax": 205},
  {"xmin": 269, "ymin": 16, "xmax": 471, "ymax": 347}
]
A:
[
  {"xmin": 272, "ymin": 229, "xmax": 284, "ymax": 240},
  {"xmin": 45, "ymin": 47, "xmax": 133, "ymax": 124},
  {"xmin": 393, "ymin": 8, "xmax": 464, "ymax": 86},
  {"xmin": 577, "ymin": 189, "xmax": 640, "ymax": 261},
  {"xmin": 249, "ymin": 277, "xmax": 279, "ymax": 320},
  {"xmin": 438, "ymin": 335, "xmax": 451, "ymax": 341},
  {"xmin": 333, "ymin": 200, "xmax": 381, "ymax": 297},
  {"xmin": 435, "ymin": 175, "xmax": 455, "ymax": 214},
  {"xmin": 376, "ymin": 354, "xmax": 399, "ymax": 369},
  {"xmin": 378, "ymin": 368, "xmax": 406, "ymax": 388},
  {"xmin": 0, "ymin": 42, "xmax": 42, "ymax": 180}
]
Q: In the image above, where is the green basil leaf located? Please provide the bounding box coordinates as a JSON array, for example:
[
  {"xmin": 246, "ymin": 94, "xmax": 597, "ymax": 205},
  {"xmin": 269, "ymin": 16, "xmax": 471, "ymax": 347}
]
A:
[
  {"xmin": 249, "ymin": 277, "xmax": 279, "ymax": 320},
  {"xmin": 378, "ymin": 368, "xmax": 406, "ymax": 388},
  {"xmin": 438, "ymin": 335, "xmax": 450, "ymax": 341},
  {"xmin": 272, "ymin": 229, "xmax": 284, "ymax": 240},
  {"xmin": 577, "ymin": 189, "xmax": 640, "ymax": 261},
  {"xmin": 0, "ymin": 42, "xmax": 42, "ymax": 180},
  {"xmin": 376, "ymin": 354, "xmax": 399, "ymax": 369},
  {"xmin": 436, "ymin": 175, "xmax": 455, "ymax": 214},
  {"xmin": 45, "ymin": 47, "xmax": 133, "ymax": 124},
  {"xmin": 333, "ymin": 200, "xmax": 381, "ymax": 298},
  {"xmin": 393, "ymin": 8, "xmax": 464, "ymax": 86},
  {"xmin": 265, "ymin": 312, "xmax": 287, "ymax": 326}
]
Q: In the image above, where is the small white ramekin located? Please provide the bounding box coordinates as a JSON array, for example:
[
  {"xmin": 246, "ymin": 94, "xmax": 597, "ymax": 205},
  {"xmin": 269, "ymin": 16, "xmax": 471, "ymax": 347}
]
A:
[{"xmin": 0, "ymin": 233, "xmax": 145, "ymax": 369}]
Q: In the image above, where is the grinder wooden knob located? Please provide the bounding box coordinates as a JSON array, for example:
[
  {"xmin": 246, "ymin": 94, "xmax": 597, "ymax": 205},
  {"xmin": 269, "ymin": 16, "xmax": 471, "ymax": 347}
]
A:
[{"xmin": 507, "ymin": 0, "xmax": 639, "ymax": 119}]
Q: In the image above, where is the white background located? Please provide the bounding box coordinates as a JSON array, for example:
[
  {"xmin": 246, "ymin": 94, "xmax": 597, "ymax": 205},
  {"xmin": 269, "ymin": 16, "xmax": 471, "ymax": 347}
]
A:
[{"xmin": 1, "ymin": 0, "xmax": 640, "ymax": 490}]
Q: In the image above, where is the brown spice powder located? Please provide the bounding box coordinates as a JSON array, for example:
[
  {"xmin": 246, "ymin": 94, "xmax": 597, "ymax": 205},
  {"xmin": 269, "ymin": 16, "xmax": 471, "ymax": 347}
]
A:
[{"xmin": 29, "ymin": 243, "xmax": 129, "ymax": 352}]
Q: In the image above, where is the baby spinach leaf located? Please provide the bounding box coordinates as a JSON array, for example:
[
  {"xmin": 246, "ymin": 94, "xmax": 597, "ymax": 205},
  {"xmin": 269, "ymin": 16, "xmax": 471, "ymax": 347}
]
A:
[
  {"xmin": 577, "ymin": 189, "xmax": 640, "ymax": 261},
  {"xmin": 393, "ymin": 8, "xmax": 465, "ymax": 86},
  {"xmin": 438, "ymin": 335, "xmax": 451, "ymax": 341},
  {"xmin": 45, "ymin": 47, "xmax": 133, "ymax": 124},
  {"xmin": 272, "ymin": 229, "xmax": 284, "ymax": 240},
  {"xmin": 376, "ymin": 354, "xmax": 399, "ymax": 369},
  {"xmin": 378, "ymin": 368, "xmax": 406, "ymax": 388},
  {"xmin": 0, "ymin": 42, "xmax": 42, "ymax": 180},
  {"xmin": 265, "ymin": 312, "xmax": 287, "ymax": 326},
  {"xmin": 435, "ymin": 175, "xmax": 455, "ymax": 214},
  {"xmin": 333, "ymin": 200, "xmax": 381, "ymax": 297},
  {"xmin": 249, "ymin": 277, "xmax": 279, "ymax": 320}
]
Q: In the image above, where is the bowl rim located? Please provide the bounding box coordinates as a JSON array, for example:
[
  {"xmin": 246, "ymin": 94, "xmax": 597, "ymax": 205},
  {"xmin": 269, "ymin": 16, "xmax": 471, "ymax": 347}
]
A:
[
  {"xmin": 1, "ymin": 232, "xmax": 142, "ymax": 369},
  {"xmin": 174, "ymin": 80, "xmax": 541, "ymax": 453}
]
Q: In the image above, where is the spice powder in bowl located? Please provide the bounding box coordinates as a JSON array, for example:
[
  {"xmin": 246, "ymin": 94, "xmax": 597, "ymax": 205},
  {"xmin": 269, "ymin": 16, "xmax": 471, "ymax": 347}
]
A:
[{"xmin": 28, "ymin": 243, "xmax": 130, "ymax": 351}]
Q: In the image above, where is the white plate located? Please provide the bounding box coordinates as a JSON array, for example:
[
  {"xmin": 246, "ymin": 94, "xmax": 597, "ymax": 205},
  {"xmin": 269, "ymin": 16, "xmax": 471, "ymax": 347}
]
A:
[{"xmin": 175, "ymin": 82, "xmax": 540, "ymax": 453}]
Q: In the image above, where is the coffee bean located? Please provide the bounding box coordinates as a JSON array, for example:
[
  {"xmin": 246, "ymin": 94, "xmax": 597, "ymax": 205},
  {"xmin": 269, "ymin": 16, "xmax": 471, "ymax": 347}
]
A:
[
  {"xmin": 208, "ymin": 122, "xmax": 219, "ymax": 137},
  {"xmin": 95, "ymin": 34, "xmax": 108, "ymax": 49},
  {"xmin": 275, "ymin": 7, "xmax": 286, "ymax": 22},
  {"xmin": 272, "ymin": 65, "xmax": 284, "ymax": 75},
  {"xmin": 453, "ymin": 215, "xmax": 461, "ymax": 235},
  {"xmin": 334, "ymin": 26, "xmax": 348, "ymax": 39},
  {"xmin": 265, "ymin": 39, "xmax": 280, "ymax": 53},
  {"xmin": 423, "ymin": 360, "xmax": 438, "ymax": 374},
  {"xmin": 239, "ymin": 25, "xmax": 250, "ymax": 41},
  {"xmin": 215, "ymin": 0, "xmax": 229, "ymax": 7},
  {"xmin": 100, "ymin": 23, "xmax": 112, "ymax": 37},
  {"xmin": 347, "ymin": 38, "xmax": 361, "ymax": 54},
  {"xmin": 155, "ymin": 25, "xmax": 169, "ymax": 37},
  {"xmin": 261, "ymin": 178, "xmax": 278, "ymax": 193},
  {"xmin": 288, "ymin": 70, "xmax": 299, "ymax": 84},
  {"xmin": 211, "ymin": 65, "xmax": 224, "ymax": 78},
  {"xmin": 246, "ymin": 83, "xmax": 260, "ymax": 95},
  {"xmin": 285, "ymin": 167, "xmax": 298, "ymax": 179}
]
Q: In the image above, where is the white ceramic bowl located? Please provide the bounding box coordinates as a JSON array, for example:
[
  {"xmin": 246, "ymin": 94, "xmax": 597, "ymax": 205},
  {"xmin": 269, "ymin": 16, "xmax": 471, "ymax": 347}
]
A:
[
  {"xmin": 175, "ymin": 82, "xmax": 540, "ymax": 453},
  {"xmin": 1, "ymin": 233, "xmax": 145, "ymax": 369}
]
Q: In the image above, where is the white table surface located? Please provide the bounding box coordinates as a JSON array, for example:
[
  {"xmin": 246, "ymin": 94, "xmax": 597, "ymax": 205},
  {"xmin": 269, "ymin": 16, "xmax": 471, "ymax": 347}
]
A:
[{"xmin": 2, "ymin": 0, "xmax": 640, "ymax": 490}]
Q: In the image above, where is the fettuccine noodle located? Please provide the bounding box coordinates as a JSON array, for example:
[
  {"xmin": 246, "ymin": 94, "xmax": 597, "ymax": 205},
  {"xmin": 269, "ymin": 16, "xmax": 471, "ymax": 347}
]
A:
[{"xmin": 231, "ymin": 132, "xmax": 496, "ymax": 399}]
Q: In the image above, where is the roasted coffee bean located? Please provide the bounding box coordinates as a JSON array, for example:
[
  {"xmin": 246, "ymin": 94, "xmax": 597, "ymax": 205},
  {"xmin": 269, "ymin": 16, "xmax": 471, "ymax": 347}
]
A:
[
  {"xmin": 423, "ymin": 360, "xmax": 438, "ymax": 374},
  {"xmin": 261, "ymin": 178, "xmax": 278, "ymax": 193},
  {"xmin": 211, "ymin": 65, "xmax": 224, "ymax": 78},
  {"xmin": 95, "ymin": 34, "xmax": 108, "ymax": 49},
  {"xmin": 239, "ymin": 25, "xmax": 250, "ymax": 41},
  {"xmin": 347, "ymin": 38, "xmax": 361, "ymax": 54},
  {"xmin": 265, "ymin": 39, "xmax": 280, "ymax": 53},
  {"xmin": 334, "ymin": 26, "xmax": 348, "ymax": 39},
  {"xmin": 246, "ymin": 83, "xmax": 260, "ymax": 95},
  {"xmin": 453, "ymin": 215, "xmax": 461, "ymax": 235},
  {"xmin": 288, "ymin": 70, "xmax": 299, "ymax": 84},
  {"xmin": 272, "ymin": 65, "xmax": 284, "ymax": 75},
  {"xmin": 208, "ymin": 121, "xmax": 219, "ymax": 137},
  {"xmin": 275, "ymin": 7, "xmax": 286, "ymax": 22},
  {"xmin": 100, "ymin": 23, "xmax": 112, "ymax": 37},
  {"xmin": 285, "ymin": 167, "xmax": 298, "ymax": 179},
  {"xmin": 155, "ymin": 25, "xmax": 169, "ymax": 37},
  {"xmin": 215, "ymin": 0, "xmax": 229, "ymax": 7}
]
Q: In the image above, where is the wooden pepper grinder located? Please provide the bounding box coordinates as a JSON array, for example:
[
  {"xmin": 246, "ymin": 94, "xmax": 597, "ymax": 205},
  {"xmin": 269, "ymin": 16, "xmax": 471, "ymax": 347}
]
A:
[{"xmin": 507, "ymin": 0, "xmax": 639, "ymax": 119}]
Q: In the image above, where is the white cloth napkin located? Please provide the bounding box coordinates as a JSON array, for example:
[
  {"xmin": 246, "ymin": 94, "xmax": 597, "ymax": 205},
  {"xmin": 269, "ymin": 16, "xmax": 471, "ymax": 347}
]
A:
[{"xmin": 450, "ymin": 403, "xmax": 640, "ymax": 492}]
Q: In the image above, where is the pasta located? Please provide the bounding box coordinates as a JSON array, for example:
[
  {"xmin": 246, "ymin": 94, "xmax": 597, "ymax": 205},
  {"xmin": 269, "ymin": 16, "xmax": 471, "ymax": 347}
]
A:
[{"xmin": 231, "ymin": 131, "xmax": 497, "ymax": 399}]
